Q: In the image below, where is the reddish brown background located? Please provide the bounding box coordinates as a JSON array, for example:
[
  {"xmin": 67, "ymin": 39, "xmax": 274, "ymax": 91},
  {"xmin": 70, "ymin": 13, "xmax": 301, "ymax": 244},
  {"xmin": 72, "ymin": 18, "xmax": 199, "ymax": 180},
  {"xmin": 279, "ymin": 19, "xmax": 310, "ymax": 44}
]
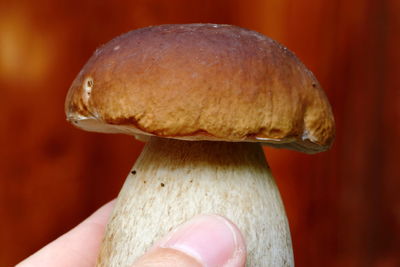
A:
[{"xmin": 1, "ymin": 0, "xmax": 399, "ymax": 266}]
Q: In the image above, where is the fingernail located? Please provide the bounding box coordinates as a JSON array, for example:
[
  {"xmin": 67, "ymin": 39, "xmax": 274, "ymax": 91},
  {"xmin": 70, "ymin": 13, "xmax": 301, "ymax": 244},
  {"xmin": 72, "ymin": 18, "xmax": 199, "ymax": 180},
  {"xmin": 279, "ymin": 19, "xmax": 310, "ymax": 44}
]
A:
[{"xmin": 158, "ymin": 215, "xmax": 245, "ymax": 267}]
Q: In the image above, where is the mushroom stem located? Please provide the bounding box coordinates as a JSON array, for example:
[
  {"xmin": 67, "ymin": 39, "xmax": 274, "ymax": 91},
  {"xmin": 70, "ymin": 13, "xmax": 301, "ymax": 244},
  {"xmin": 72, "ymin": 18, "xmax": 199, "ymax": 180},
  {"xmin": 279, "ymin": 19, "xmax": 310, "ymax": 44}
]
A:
[{"xmin": 97, "ymin": 137, "xmax": 293, "ymax": 267}]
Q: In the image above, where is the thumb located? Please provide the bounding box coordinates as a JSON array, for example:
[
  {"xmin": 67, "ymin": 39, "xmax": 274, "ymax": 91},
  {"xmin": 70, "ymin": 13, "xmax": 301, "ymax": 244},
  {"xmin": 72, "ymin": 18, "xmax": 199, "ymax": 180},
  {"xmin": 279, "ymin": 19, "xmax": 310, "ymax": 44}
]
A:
[{"xmin": 132, "ymin": 215, "xmax": 246, "ymax": 267}]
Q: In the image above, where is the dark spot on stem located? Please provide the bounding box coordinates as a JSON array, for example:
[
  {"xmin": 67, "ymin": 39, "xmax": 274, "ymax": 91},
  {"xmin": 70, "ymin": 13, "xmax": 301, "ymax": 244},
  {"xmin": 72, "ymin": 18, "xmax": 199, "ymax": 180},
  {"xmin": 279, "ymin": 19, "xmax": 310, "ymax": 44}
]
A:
[
  {"xmin": 131, "ymin": 170, "xmax": 136, "ymax": 175},
  {"xmin": 160, "ymin": 183, "xmax": 165, "ymax": 187},
  {"xmin": 312, "ymin": 83, "xmax": 316, "ymax": 88}
]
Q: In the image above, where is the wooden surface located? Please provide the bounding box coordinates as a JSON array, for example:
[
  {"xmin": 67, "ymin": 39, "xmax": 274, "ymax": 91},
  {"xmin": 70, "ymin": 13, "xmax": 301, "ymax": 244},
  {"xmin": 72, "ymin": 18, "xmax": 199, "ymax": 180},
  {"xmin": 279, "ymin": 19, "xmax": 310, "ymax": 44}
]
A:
[{"xmin": 1, "ymin": 0, "xmax": 399, "ymax": 266}]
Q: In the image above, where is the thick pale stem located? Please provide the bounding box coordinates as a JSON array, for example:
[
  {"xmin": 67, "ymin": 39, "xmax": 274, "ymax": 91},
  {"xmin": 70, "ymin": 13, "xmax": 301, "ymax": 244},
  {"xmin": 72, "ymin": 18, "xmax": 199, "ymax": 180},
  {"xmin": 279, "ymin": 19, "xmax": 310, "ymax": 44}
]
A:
[{"xmin": 97, "ymin": 137, "xmax": 293, "ymax": 266}]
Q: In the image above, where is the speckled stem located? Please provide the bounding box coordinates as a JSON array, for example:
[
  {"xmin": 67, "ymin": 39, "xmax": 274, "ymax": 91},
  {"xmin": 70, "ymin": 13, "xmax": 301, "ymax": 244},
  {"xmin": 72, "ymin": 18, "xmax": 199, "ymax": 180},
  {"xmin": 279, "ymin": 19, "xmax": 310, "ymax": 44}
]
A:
[{"xmin": 97, "ymin": 137, "xmax": 293, "ymax": 267}]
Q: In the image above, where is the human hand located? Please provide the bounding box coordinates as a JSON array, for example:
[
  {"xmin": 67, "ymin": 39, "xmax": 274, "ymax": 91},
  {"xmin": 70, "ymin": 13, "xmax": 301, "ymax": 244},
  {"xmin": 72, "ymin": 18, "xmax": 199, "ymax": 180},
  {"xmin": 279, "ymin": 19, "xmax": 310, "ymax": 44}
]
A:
[{"xmin": 17, "ymin": 201, "xmax": 246, "ymax": 267}]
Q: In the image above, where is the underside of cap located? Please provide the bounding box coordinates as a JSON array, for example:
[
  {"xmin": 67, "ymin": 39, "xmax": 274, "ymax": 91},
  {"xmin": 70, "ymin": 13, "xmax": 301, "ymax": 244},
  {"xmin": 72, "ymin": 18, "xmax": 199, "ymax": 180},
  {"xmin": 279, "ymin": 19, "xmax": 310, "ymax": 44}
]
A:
[{"xmin": 65, "ymin": 24, "xmax": 335, "ymax": 153}]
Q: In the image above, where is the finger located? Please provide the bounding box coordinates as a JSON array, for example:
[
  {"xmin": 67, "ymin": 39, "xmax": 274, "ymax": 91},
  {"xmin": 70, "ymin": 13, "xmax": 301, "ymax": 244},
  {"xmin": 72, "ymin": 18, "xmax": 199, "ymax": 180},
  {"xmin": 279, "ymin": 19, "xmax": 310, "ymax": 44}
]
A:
[
  {"xmin": 132, "ymin": 215, "xmax": 246, "ymax": 267},
  {"xmin": 17, "ymin": 200, "xmax": 115, "ymax": 267}
]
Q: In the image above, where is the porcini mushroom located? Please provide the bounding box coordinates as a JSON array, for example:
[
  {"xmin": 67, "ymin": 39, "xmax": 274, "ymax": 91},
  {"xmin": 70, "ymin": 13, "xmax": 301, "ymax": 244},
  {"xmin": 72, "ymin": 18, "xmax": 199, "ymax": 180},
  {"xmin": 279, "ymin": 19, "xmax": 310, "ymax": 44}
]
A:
[{"xmin": 65, "ymin": 24, "xmax": 335, "ymax": 266}]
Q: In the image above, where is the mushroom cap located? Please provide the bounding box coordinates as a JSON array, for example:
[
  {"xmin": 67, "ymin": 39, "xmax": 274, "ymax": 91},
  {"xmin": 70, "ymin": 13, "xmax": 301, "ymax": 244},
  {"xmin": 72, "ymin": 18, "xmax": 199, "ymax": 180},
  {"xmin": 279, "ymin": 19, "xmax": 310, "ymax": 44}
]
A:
[{"xmin": 65, "ymin": 24, "xmax": 335, "ymax": 153}]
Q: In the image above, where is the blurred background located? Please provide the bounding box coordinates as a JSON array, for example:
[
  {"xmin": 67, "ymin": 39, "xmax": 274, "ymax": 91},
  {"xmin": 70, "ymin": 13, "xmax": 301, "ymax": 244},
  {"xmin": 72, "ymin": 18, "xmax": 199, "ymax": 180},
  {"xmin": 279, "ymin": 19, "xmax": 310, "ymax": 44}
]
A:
[{"xmin": 0, "ymin": 0, "xmax": 399, "ymax": 266}]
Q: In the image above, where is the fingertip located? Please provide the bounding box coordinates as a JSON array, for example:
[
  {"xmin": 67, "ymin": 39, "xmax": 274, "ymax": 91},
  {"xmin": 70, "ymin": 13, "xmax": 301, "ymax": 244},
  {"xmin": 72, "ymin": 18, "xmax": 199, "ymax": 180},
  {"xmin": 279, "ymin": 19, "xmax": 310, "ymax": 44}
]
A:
[
  {"xmin": 86, "ymin": 199, "xmax": 116, "ymax": 225},
  {"xmin": 133, "ymin": 214, "xmax": 246, "ymax": 267},
  {"xmin": 133, "ymin": 248, "xmax": 202, "ymax": 267}
]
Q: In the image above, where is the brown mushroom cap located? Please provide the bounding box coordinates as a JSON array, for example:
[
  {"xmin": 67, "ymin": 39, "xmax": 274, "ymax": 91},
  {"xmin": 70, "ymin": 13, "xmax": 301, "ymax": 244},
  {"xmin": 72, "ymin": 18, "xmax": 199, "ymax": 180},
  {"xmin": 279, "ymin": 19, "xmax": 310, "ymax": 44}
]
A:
[{"xmin": 65, "ymin": 24, "xmax": 335, "ymax": 153}]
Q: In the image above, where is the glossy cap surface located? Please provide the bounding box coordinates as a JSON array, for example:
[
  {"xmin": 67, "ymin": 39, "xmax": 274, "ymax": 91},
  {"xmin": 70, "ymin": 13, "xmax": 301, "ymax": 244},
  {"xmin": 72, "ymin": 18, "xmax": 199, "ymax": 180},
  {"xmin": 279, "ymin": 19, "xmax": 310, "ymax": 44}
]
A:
[{"xmin": 65, "ymin": 24, "xmax": 335, "ymax": 153}]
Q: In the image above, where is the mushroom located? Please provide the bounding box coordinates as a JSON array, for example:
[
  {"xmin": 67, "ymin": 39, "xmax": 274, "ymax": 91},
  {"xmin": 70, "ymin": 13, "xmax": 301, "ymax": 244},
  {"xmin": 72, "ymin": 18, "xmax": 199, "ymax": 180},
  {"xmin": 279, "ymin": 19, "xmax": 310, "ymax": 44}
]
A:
[{"xmin": 65, "ymin": 24, "xmax": 335, "ymax": 266}]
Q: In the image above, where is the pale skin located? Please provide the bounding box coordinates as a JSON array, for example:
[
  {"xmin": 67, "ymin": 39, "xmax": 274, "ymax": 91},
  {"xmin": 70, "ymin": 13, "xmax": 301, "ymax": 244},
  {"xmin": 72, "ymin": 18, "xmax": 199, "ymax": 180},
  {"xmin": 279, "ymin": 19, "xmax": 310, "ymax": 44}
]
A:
[{"xmin": 17, "ymin": 200, "xmax": 247, "ymax": 267}]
